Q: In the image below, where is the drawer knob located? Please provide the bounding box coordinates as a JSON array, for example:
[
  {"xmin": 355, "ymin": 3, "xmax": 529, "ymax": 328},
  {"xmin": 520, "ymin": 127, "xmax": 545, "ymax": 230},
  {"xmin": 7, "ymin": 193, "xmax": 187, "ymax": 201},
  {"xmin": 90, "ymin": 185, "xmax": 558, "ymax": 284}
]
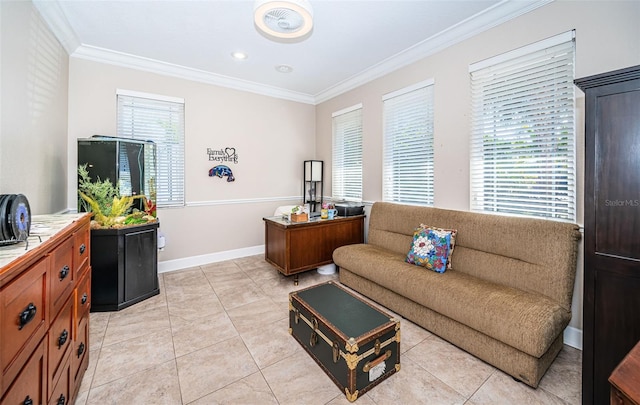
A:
[
  {"xmin": 23, "ymin": 396, "xmax": 33, "ymax": 405},
  {"xmin": 58, "ymin": 329, "xmax": 68, "ymax": 348},
  {"xmin": 78, "ymin": 342, "xmax": 85, "ymax": 357},
  {"xmin": 59, "ymin": 265, "xmax": 70, "ymax": 280},
  {"xmin": 79, "ymin": 243, "xmax": 86, "ymax": 254},
  {"xmin": 18, "ymin": 303, "xmax": 37, "ymax": 330},
  {"xmin": 81, "ymin": 293, "xmax": 88, "ymax": 305},
  {"xmin": 56, "ymin": 394, "xmax": 65, "ymax": 405}
]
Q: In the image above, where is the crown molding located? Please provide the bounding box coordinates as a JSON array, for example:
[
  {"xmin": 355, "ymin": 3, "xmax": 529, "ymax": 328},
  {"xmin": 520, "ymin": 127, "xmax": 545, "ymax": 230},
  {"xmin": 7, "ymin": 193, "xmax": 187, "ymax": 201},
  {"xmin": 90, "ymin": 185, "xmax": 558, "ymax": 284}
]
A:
[
  {"xmin": 34, "ymin": 0, "xmax": 551, "ymax": 106},
  {"xmin": 313, "ymin": 0, "xmax": 553, "ymax": 104},
  {"xmin": 34, "ymin": 0, "xmax": 315, "ymax": 104},
  {"xmin": 72, "ymin": 45, "xmax": 316, "ymax": 104},
  {"xmin": 32, "ymin": 0, "xmax": 80, "ymax": 55}
]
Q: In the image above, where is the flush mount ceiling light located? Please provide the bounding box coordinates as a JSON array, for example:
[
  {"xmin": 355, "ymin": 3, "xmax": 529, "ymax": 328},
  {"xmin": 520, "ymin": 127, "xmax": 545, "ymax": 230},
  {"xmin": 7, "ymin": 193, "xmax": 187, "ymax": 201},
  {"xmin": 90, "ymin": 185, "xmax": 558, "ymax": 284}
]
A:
[{"xmin": 254, "ymin": 0, "xmax": 314, "ymax": 40}]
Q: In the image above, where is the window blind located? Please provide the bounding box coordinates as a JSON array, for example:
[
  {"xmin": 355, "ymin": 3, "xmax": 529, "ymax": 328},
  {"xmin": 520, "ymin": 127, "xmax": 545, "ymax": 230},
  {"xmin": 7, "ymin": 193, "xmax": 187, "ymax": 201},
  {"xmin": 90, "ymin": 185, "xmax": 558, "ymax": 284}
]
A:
[
  {"xmin": 117, "ymin": 91, "xmax": 185, "ymax": 207},
  {"xmin": 382, "ymin": 80, "xmax": 434, "ymax": 205},
  {"xmin": 332, "ymin": 104, "xmax": 363, "ymax": 201},
  {"xmin": 469, "ymin": 32, "xmax": 576, "ymax": 221}
]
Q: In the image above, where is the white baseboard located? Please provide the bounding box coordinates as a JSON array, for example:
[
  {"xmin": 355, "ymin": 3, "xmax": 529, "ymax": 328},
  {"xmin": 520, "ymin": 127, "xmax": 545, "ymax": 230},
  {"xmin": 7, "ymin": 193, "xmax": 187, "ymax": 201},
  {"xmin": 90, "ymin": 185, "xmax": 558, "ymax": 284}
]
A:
[
  {"xmin": 158, "ymin": 244, "xmax": 265, "ymax": 273},
  {"xmin": 563, "ymin": 326, "xmax": 582, "ymax": 350}
]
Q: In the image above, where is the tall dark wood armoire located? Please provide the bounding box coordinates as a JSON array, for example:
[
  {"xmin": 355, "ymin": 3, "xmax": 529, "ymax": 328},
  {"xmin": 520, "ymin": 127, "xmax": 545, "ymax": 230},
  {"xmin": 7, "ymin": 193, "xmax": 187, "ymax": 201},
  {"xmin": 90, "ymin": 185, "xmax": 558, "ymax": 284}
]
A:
[{"xmin": 575, "ymin": 65, "xmax": 640, "ymax": 405}]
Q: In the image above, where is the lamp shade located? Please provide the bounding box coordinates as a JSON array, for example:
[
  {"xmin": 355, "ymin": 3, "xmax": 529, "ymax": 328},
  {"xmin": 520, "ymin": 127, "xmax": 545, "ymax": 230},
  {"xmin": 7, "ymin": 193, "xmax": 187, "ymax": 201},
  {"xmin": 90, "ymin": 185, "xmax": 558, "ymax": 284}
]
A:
[{"xmin": 304, "ymin": 160, "xmax": 323, "ymax": 182}]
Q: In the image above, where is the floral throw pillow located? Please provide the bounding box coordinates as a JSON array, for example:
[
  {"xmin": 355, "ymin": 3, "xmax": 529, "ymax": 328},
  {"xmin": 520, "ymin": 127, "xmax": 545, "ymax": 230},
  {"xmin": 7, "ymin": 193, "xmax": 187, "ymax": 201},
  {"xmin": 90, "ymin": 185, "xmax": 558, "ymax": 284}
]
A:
[
  {"xmin": 420, "ymin": 224, "xmax": 458, "ymax": 269},
  {"xmin": 406, "ymin": 227, "xmax": 451, "ymax": 273}
]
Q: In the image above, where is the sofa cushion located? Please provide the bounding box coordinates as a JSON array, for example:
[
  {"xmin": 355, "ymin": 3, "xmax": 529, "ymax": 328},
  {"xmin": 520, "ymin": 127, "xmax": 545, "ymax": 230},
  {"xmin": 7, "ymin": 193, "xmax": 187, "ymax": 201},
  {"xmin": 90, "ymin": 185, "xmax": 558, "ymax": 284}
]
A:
[
  {"xmin": 334, "ymin": 243, "xmax": 571, "ymax": 358},
  {"xmin": 366, "ymin": 202, "xmax": 580, "ymax": 311},
  {"xmin": 406, "ymin": 227, "xmax": 450, "ymax": 273}
]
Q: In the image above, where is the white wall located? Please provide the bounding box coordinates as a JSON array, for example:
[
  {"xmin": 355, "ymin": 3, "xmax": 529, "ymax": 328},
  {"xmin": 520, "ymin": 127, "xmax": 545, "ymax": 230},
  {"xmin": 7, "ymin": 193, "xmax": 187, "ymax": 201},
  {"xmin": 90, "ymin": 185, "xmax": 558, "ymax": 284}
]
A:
[
  {"xmin": 315, "ymin": 0, "xmax": 640, "ymax": 342},
  {"xmin": 0, "ymin": 0, "xmax": 69, "ymax": 214},
  {"xmin": 5, "ymin": 0, "xmax": 639, "ymax": 345},
  {"xmin": 67, "ymin": 59, "xmax": 316, "ymax": 264}
]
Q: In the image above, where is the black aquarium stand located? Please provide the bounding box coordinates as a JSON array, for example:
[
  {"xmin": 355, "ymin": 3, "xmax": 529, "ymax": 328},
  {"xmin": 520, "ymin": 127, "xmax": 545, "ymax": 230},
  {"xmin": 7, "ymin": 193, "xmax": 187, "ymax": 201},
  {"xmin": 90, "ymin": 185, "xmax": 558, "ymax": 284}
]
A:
[{"xmin": 90, "ymin": 221, "xmax": 159, "ymax": 312}]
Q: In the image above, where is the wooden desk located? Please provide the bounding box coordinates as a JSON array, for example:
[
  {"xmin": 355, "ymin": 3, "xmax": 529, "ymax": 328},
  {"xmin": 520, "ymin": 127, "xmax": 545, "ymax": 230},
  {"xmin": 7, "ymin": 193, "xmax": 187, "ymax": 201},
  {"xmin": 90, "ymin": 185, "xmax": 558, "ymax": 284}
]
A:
[
  {"xmin": 610, "ymin": 340, "xmax": 640, "ymax": 405},
  {"xmin": 264, "ymin": 215, "xmax": 364, "ymax": 283}
]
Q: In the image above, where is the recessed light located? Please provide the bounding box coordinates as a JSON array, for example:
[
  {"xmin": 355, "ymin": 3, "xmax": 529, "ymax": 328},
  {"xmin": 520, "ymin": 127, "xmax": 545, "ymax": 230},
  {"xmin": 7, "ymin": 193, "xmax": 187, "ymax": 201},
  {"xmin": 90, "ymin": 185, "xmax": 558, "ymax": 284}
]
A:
[
  {"xmin": 231, "ymin": 51, "xmax": 248, "ymax": 60},
  {"xmin": 275, "ymin": 64, "xmax": 293, "ymax": 73}
]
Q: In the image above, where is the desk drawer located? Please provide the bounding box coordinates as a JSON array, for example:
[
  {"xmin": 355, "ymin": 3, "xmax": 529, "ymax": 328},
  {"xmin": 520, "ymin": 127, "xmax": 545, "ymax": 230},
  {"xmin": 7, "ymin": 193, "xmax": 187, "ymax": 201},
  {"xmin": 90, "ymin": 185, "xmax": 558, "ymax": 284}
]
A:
[{"xmin": 1, "ymin": 257, "xmax": 49, "ymax": 383}]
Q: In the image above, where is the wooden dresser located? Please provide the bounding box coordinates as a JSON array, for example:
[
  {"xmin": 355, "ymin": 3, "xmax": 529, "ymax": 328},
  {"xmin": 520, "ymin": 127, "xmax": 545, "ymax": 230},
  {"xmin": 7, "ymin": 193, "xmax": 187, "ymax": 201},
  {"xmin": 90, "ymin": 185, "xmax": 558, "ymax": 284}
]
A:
[
  {"xmin": 0, "ymin": 213, "xmax": 91, "ymax": 405},
  {"xmin": 610, "ymin": 340, "xmax": 640, "ymax": 405}
]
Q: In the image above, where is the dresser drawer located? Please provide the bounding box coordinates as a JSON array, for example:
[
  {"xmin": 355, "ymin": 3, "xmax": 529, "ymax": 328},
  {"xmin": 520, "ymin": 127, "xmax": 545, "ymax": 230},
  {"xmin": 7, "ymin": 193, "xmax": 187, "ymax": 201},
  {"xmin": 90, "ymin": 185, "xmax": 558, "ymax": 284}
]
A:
[
  {"xmin": 73, "ymin": 223, "xmax": 90, "ymax": 279},
  {"xmin": 0, "ymin": 337, "xmax": 46, "ymax": 405},
  {"xmin": 611, "ymin": 386, "xmax": 636, "ymax": 405},
  {"xmin": 48, "ymin": 296, "xmax": 73, "ymax": 393},
  {"xmin": 48, "ymin": 352, "xmax": 71, "ymax": 405},
  {"xmin": 72, "ymin": 315, "xmax": 89, "ymax": 388},
  {"xmin": 1, "ymin": 257, "xmax": 49, "ymax": 385},
  {"xmin": 74, "ymin": 269, "xmax": 91, "ymax": 327},
  {"xmin": 50, "ymin": 237, "xmax": 75, "ymax": 318}
]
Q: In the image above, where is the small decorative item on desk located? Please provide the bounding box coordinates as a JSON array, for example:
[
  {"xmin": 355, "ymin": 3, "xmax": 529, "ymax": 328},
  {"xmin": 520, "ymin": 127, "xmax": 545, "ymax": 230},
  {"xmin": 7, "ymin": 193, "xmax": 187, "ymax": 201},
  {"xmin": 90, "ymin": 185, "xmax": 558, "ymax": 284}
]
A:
[
  {"xmin": 290, "ymin": 205, "xmax": 308, "ymax": 222},
  {"xmin": 321, "ymin": 202, "xmax": 336, "ymax": 220}
]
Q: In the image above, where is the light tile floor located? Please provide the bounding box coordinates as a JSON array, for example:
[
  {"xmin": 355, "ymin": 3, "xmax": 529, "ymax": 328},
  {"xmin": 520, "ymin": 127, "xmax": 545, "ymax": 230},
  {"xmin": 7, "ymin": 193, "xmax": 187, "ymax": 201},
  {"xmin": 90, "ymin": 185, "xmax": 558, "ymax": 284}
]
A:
[{"xmin": 75, "ymin": 255, "xmax": 582, "ymax": 405}]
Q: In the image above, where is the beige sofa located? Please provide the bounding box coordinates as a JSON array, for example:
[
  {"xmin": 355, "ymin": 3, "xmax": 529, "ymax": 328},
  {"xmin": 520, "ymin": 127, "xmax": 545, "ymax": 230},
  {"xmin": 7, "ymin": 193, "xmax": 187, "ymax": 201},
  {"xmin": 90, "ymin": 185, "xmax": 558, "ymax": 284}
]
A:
[{"xmin": 333, "ymin": 202, "xmax": 581, "ymax": 388}]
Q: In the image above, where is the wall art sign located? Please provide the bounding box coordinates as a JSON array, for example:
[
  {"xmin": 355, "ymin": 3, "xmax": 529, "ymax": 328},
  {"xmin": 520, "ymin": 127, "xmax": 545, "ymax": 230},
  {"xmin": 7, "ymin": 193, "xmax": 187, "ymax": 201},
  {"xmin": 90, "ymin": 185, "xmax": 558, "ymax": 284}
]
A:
[
  {"xmin": 208, "ymin": 147, "xmax": 238, "ymax": 182},
  {"xmin": 208, "ymin": 147, "xmax": 238, "ymax": 164}
]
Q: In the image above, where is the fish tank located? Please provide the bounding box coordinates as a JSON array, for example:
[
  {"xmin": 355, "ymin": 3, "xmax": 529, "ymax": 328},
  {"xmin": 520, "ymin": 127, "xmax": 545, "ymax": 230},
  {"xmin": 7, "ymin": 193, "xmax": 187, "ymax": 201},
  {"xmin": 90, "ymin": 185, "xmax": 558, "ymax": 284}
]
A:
[{"xmin": 77, "ymin": 135, "xmax": 157, "ymax": 212}]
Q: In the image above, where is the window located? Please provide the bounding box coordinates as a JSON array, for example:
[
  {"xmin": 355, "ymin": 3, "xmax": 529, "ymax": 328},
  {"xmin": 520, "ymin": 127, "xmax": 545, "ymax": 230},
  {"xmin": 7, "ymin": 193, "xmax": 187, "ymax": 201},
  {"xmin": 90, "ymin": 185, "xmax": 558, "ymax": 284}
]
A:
[
  {"xmin": 469, "ymin": 31, "xmax": 576, "ymax": 221},
  {"xmin": 383, "ymin": 80, "xmax": 434, "ymax": 205},
  {"xmin": 332, "ymin": 104, "xmax": 363, "ymax": 201},
  {"xmin": 117, "ymin": 89, "xmax": 185, "ymax": 207}
]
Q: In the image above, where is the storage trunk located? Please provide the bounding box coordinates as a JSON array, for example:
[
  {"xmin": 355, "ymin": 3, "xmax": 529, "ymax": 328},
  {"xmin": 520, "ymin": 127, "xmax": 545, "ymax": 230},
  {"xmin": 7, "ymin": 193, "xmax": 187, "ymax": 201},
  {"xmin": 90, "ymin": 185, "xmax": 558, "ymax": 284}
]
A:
[{"xmin": 289, "ymin": 281, "xmax": 400, "ymax": 402}]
